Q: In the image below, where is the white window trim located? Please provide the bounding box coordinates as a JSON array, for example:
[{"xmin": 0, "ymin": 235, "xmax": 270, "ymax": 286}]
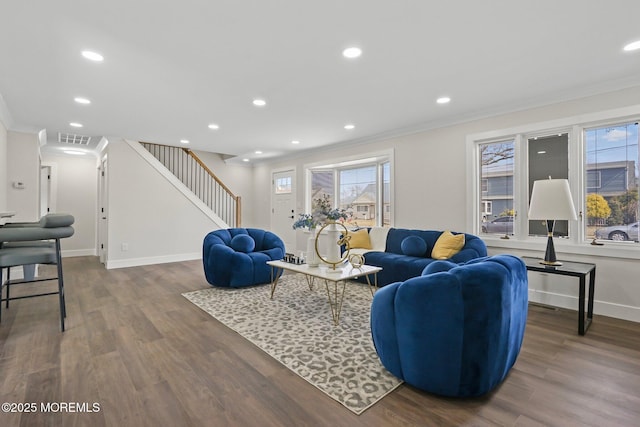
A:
[{"xmin": 466, "ymin": 104, "xmax": 640, "ymax": 261}]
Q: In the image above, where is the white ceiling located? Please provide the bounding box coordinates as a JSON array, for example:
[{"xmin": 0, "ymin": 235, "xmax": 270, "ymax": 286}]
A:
[{"xmin": 2, "ymin": 1, "xmax": 640, "ymax": 162}]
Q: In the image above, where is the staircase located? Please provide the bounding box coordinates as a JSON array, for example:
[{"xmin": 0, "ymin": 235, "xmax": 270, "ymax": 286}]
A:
[{"xmin": 140, "ymin": 142, "xmax": 241, "ymax": 227}]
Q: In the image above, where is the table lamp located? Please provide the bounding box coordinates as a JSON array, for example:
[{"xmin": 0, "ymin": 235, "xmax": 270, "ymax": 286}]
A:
[{"xmin": 528, "ymin": 177, "xmax": 577, "ymax": 266}]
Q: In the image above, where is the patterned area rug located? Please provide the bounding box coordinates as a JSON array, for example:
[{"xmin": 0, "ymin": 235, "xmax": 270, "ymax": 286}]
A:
[{"xmin": 182, "ymin": 273, "xmax": 402, "ymax": 414}]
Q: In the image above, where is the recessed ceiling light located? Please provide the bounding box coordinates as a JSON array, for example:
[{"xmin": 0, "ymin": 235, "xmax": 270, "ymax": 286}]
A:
[
  {"xmin": 63, "ymin": 150, "xmax": 86, "ymax": 156},
  {"xmin": 255, "ymin": 150, "xmax": 263, "ymax": 154},
  {"xmin": 81, "ymin": 50, "xmax": 104, "ymax": 62},
  {"xmin": 208, "ymin": 123, "xmax": 220, "ymax": 130},
  {"xmin": 344, "ymin": 124, "xmax": 355, "ymax": 130},
  {"xmin": 537, "ymin": 150, "xmax": 547, "ymax": 154},
  {"xmin": 291, "ymin": 140, "xmax": 300, "ymax": 144},
  {"xmin": 74, "ymin": 97, "xmax": 91, "ymax": 105},
  {"xmin": 180, "ymin": 139, "xmax": 189, "ymax": 144},
  {"xmin": 69, "ymin": 122, "xmax": 83, "ymax": 128},
  {"xmin": 253, "ymin": 99, "xmax": 266, "ymax": 107},
  {"xmin": 342, "ymin": 47, "xmax": 362, "ymax": 59},
  {"xmin": 436, "ymin": 97, "xmax": 451, "ymax": 104},
  {"xmin": 623, "ymin": 40, "xmax": 640, "ymax": 51},
  {"xmin": 242, "ymin": 158, "xmax": 250, "ymax": 162}
]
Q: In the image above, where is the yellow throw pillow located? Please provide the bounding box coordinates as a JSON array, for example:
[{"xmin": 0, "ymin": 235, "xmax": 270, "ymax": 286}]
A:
[
  {"xmin": 348, "ymin": 228, "xmax": 372, "ymax": 249},
  {"xmin": 431, "ymin": 231, "xmax": 465, "ymax": 259}
]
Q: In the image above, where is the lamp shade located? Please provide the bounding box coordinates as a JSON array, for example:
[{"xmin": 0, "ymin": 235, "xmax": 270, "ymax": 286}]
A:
[{"xmin": 528, "ymin": 178, "xmax": 577, "ymax": 220}]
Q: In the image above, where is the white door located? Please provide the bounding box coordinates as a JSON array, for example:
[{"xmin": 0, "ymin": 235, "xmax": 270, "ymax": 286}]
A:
[
  {"xmin": 40, "ymin": 166, "xmax": 51, "ymax": 217},
  {"xmin": 271, "ymin": 169, "xmax": 296, "ymax": 252},
  {"xmin": 98, "ymin": 158, "xmax": 108, "ymax": 264}
]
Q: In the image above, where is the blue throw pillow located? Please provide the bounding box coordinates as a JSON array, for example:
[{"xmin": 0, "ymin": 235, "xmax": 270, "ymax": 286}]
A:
[
  {"xmin": 401, "ymin": 236, "xmax": 427, "ymax": 257},
  {"xmin": 230, "ymin": 234, "xmax": 255, "ymax": 253}
]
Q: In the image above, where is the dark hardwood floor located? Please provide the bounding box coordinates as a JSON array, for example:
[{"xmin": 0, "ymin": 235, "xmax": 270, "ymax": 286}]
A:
[{"xmin": 1, "ymin": 256, "xmax": 639, "ymax": 426}]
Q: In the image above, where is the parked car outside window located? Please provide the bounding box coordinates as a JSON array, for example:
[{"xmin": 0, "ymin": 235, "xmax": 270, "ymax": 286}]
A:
[
  {"xmin": 482, "ymin": 216, "xmax": 513, "ymax": 234},
  {"xmin": 594, "ymin": 222, "xmax": 639, "ymax": 242}
]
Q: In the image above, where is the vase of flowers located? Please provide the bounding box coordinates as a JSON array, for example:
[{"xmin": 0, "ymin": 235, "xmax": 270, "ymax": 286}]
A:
[
  {"xmin": 292, "ymin": 213, "xmax": 317, "ymax": 230},
  {"xmin": 292, "ymin": 195, "xmax": 351, "ymax": 267}
]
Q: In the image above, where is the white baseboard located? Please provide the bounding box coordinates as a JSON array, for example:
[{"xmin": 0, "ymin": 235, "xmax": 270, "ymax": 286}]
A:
[
  {"xmin": 62, "ymin": 249, "xmax": 97, "ymax": 257},
  {"xmin": 105, "ymin": 252, "xmax": 202, "ymax": 270},
  {"xmin": 528, "ymin": 289, "xmax": 640, "ymax": 323}
]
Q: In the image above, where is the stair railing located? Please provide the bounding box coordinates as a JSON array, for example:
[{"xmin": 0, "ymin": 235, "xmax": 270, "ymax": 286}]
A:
[{"xmin": 140, "ymin": 142, "xmax": 241, "ymax": 227}]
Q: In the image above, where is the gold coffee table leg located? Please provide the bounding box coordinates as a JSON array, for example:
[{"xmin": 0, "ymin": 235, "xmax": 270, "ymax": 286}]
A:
[
  {"xmin": 364, "ymin": 272, "xmax": 379, "ymax": 297},
  {"xmin": 270, "ymin": 266, "xmax": 281, "ymax": 299},
  {"xmin": 324, "ymin": 279, "xmax": 347, "ymax": 326},
  {"xmin": 304, "ymin": 275, "xmax": 315, "ymax": 291}
]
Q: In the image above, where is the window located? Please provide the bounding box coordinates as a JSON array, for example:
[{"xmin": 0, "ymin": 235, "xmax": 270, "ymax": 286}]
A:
[
  {"xmin": 340, "ymin": 165, "xmax": 378, "ymax": 225},
  {"xmin": 482, "ymin": 201, "xmax": 492, "ymax": 215},
  {"xmin": 528, "ymin": 133, "xmax": 569, "ymax": 237},
  {"xmin": 587, "ymin": 170, "xmax": 602, "ymax": 189},
  {"xmin": 275, "ymin": 176, "xmax": 292, "ymax": 194},
  {"xmin": 468, "ymin": 108, "xmax": 640, "ymax": 255},
  {"xmin": 311, "ymin": 170, "xmax": 334, "ymax": 205},
  {"xmin": 305, "ymin": 153, "xmax": 392, "ymax": 227},
  {"xmin": 586, "ymin": 122, "xmax": 639, "ymax": 242},
  {"xmin": 479, "ymin": 140, "xmax": 514, "ymax": 237}
]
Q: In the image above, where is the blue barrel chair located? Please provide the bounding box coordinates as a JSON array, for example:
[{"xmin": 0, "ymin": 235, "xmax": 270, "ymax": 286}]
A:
[
  {"xmin": 370, "ymin": 254, "xmax": 528, "ymax": 397},
  {"xmin": 202, "ymin": 228, "xmax": 285, "ymax": 288}
]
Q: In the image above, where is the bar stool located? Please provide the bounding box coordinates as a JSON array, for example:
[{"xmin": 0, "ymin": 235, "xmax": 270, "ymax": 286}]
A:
[{"xmin": 0, "ymin": 214, "xmax": 75, "ymax": 331}]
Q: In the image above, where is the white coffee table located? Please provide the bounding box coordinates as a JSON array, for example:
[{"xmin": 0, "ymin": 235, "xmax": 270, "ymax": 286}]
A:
[{"xmin": 266, "ymin": 260, "xmax": 382, "ymax": 326}]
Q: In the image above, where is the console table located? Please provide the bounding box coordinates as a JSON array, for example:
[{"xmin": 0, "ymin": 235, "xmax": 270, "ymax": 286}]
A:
[{"xmin": 522, "ymin": 256, "xmax": 595, "ymax": 335}]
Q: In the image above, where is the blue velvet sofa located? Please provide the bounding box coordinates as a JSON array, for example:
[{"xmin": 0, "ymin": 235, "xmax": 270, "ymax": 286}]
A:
[
  {"xmin": 370, "ymin": 254, "xmax": 528, "ymax": 397},
  {"xmin": 351, "ymin": 228, "xmax": 487, "ymax": 286},
  {"xmin": 202, "ymin": 228, "xmax": 285, "ymax": 288}
]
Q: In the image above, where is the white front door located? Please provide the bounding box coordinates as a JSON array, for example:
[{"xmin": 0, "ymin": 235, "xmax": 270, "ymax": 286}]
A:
[
  {"xmin": 98, "ymin": 158, "xmax": 108, "ymax": 264},
  {"xmin": 271, "ymin": 169, "xmax": 296, "ymax": 253}
]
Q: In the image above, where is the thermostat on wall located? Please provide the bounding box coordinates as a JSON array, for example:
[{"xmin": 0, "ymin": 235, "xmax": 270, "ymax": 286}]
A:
[{"xmin": 12, "ymin": 181, "xmax": 25, "ymax": 189}]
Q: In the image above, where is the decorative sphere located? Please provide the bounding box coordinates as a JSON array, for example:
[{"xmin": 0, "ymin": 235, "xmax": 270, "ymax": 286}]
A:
[{"xmin": 349, "ymin": 254, "xmax": 365, "ymax": 268}]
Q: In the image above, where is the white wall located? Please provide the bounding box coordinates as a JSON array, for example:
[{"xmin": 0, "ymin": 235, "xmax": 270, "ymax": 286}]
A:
[
  {"xmin": 254, "ymin": 85, "xmax": 640, "ymax": 323},
  {"xmin": 105, "ymin": 138, "xmax": 222, "ymax": 268},
  {"xmin": 6, "ymin": 131, "xmax": 40, "ymax": 221},
  {"xmin": 0, "ymin": 119, "xmax": 7, "ymax": 211},
  {"xmin": 40, "ymin": 152, "xmax": 98, "ymax": 256}
]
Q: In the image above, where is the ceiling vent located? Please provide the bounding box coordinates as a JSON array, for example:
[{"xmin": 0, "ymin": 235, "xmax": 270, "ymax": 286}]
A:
[{"xmin": 58, "ymin": 132, "xmax": 91, "ymax": 145}]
